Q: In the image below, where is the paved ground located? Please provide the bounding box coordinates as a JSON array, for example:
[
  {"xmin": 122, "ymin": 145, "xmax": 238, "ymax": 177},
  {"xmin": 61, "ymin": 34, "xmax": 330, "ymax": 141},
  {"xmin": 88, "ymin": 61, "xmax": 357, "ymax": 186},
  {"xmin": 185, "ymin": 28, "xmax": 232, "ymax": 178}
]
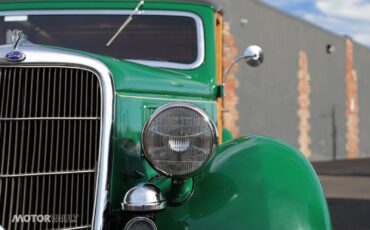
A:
[{"xmin": 312, "ymin": 159, "xmax": 370, "ymax": 230}]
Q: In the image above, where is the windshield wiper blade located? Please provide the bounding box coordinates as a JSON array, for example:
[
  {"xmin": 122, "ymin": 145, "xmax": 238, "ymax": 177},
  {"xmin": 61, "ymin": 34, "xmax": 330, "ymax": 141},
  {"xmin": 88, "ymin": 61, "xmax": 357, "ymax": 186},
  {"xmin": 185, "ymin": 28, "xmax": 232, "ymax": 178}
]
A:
[{"xmin": 106, "ymin": 0, "xmax": 144, "ymax": 47}]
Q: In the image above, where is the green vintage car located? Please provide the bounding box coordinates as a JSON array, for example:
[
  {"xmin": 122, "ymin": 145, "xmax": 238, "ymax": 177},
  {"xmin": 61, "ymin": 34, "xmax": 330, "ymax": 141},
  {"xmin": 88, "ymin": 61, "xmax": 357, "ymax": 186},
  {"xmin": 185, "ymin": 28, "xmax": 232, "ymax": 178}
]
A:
[{"xmin": 0, "ymin": 0, "xmax": 331, "ymax": 229}]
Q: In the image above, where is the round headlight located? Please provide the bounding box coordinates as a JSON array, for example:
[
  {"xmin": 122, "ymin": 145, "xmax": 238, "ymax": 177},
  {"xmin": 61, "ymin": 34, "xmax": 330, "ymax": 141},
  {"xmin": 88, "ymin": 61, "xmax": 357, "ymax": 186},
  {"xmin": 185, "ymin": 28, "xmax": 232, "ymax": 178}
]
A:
[{"xmin": 142, "ymin": 103, "xmax": 218, "ymax": 177}]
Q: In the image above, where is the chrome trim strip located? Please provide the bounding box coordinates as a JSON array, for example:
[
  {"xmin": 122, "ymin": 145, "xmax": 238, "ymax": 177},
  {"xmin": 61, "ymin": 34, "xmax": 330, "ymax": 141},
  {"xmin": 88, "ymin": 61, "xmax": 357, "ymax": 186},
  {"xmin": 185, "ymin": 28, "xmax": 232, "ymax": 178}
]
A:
[
  {"xmin": 0, "ymin": 170, "xmax": 96, "ymax": 178},
  {"xmin": 0, "ymin": 43, "xmax": 113, "ymax": 230},
  {"xmin": 0, "ymin": 117, "xmax": 100, "ymax": 121},
  {"xmin": 0, "ymin": 10, "xmax": 205, "ymax": 70}
]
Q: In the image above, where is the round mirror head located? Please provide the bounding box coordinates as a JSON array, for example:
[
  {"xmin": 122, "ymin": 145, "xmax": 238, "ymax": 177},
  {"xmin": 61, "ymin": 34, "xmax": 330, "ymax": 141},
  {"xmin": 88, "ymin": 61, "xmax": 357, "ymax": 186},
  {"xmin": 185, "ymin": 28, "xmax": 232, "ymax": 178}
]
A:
[{"xmin": 243, "ymin": 45, "xmax": 264, "ymax": 67}]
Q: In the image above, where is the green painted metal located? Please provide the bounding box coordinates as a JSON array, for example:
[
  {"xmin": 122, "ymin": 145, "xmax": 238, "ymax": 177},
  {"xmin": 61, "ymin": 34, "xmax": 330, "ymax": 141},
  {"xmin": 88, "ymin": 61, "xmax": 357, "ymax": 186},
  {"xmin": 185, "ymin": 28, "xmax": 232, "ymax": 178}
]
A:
[
  {"xmin": 151, "ymin": 177, "xmax": 194, "ymax": 205},
  {"xmin": 103, "ymin": 59, "xmax": 216, "ymax": 98},
  {"xmin": 156, "ymin": 136, "xmax": 332, "ymax": 229},
  {"xmin": 222, "ymin": 128, "xmax": 233, "ymax": 142},
  {"xmin": 0, "ymin": 1, "xmax": 332, "ymax": 229}
]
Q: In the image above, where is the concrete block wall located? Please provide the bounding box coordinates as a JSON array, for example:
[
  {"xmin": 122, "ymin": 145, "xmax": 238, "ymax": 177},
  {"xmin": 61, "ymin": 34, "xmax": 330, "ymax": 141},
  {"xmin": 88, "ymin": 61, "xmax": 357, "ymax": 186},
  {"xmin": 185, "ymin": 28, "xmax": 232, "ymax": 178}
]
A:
[{"xmin": 216, "ymin": 0, "xmax": 370, "ymax": 161}]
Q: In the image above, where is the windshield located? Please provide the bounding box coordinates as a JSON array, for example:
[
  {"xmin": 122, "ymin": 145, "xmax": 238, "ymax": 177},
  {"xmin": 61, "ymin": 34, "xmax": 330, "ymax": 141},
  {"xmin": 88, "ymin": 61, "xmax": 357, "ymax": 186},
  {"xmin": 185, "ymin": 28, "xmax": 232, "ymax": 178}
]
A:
[{"xmin": 0, "ymin": 11, "xmax": 203, "ymax": 68}]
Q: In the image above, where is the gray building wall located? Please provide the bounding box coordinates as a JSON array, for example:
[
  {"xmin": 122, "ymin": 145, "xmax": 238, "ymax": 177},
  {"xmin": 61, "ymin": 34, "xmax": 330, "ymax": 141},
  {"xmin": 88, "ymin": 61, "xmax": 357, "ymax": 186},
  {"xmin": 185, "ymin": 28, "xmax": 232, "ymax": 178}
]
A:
[
  {"xmin": 214, "ymin": 0, "xmax": 370, "ymax": 161},
  {"xmin": 355, "ymin": 43, "xmax": 370, "ymax": 158}
]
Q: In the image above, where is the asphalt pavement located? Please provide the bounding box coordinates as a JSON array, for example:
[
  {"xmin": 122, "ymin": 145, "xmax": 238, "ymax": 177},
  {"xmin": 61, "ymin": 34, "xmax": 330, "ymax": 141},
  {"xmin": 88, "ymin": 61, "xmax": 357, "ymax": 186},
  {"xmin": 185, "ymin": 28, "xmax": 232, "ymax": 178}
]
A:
[{"xmin": 312, "ymin": 159, "xmax": 370, "ymax": 230}]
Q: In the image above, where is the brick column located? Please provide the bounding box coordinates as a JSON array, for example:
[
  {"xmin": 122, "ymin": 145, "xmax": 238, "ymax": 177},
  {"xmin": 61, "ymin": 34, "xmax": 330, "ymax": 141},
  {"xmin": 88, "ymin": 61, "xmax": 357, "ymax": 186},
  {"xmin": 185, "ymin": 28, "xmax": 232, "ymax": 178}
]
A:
[
  {"xmin": 345, "ymin": 38, "xmax": 360, "ymax": 159},
  {"xmin": 223, "ymin": 22, "xmax": 240, "ymax": 137},
  {"xmin": 297, "ymin": 50, "xmax": 312, "ymax": 158}
]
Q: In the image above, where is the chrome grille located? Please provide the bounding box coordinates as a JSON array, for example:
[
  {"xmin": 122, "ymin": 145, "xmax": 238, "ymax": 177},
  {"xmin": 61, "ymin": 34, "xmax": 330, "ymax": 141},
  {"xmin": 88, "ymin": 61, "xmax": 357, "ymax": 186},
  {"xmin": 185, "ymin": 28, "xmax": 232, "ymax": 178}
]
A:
[{"xmin": 0, "ymin": 66, "xmax": 101, "ymax": 230}]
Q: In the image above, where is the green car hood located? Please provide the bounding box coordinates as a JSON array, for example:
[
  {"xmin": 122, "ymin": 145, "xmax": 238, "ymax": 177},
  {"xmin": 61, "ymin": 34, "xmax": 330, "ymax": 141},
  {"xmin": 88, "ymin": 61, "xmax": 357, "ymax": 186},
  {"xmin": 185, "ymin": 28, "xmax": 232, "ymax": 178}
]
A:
[
  {"xmin": 100, "ymin": 57, "xmax": 216, "ymax": 99},
  {"xmin": 46, "ymin": 46, "xmax": 216, "ymax": 99}
]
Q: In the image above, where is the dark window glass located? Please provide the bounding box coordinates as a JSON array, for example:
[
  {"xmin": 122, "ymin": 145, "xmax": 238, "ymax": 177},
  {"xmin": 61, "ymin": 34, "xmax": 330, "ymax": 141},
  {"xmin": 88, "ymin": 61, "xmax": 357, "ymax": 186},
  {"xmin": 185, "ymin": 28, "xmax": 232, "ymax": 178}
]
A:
[{"xmin": 0, "ymin": 14, "xmax": 198, "ymax": 64}]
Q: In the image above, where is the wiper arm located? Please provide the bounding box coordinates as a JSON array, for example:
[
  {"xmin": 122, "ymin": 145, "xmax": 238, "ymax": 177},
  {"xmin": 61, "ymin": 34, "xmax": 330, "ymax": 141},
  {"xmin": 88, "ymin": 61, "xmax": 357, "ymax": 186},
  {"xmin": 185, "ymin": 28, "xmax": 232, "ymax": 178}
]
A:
[{"xmin": 106, "ymin": 0, "xmax": 144, "ymax": 47}]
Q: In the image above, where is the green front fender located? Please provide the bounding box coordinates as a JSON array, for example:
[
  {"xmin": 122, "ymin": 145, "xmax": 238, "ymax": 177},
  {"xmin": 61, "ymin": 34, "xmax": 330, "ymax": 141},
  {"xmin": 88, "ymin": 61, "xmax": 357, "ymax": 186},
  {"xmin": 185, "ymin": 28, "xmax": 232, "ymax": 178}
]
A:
[{"xmin": 156, "ymin": 136, "xmax": 331, "ymax": 230}]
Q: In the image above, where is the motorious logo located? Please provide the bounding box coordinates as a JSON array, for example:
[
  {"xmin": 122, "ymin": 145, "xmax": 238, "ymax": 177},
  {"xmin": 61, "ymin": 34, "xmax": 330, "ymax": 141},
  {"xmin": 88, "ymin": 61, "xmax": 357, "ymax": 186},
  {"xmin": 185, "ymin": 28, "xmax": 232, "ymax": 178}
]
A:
[{"xmin": 11, "ymin": 214, "xmax": 79, "ymax": 223}]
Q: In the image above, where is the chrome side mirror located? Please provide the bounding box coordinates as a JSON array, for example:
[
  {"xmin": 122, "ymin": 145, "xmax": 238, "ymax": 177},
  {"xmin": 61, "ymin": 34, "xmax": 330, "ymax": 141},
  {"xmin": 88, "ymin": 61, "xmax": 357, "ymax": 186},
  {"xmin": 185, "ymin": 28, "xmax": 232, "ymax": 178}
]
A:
[
  {"xmin": 243, "ymin": 45, "xmax": 264, "ymax": 67},
  {"xmin": 223, "ymin": 45, "xmax": 263, "ymax": 83}
]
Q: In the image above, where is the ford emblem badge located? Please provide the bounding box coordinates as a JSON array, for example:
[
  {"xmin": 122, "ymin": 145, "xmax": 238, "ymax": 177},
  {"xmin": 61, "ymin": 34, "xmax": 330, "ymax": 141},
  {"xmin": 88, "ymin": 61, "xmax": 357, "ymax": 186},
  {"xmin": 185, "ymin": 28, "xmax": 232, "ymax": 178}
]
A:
[{"xmin": 5, "ymin": 50, "xmax": 26, "ymax": 62}]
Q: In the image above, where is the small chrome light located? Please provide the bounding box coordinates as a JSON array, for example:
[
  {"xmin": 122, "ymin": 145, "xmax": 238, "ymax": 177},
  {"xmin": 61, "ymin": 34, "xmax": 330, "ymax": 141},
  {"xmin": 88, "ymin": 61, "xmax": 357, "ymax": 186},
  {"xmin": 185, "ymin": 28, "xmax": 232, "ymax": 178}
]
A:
[
  {"xmin": 122, "ymin": 183, "xmax": 167, "ymax": 212},
  {"xmin": 142, "ymin": 102, "xmax": 218, "ymax": 177},
  {"xmin": 124, "ymin": 217, "xmax": 157, "ymax": 230}
]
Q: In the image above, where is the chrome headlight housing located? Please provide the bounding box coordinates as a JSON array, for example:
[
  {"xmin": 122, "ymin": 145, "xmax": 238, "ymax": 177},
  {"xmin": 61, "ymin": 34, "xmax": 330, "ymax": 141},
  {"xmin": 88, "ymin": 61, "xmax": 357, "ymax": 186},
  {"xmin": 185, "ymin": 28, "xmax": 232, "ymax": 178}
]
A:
[{"xmin": 142, "ymin": 102, "xmax": 218, "ymax": 177}]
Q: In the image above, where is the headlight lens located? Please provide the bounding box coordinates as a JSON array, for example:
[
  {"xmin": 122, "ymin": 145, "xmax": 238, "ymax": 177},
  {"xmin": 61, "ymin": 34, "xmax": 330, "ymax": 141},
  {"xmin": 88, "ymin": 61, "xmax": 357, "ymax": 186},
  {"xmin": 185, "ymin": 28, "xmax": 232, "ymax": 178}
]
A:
[{"xmin": 142, "ymin": 103, "xmax": 218, "ymax": 177}]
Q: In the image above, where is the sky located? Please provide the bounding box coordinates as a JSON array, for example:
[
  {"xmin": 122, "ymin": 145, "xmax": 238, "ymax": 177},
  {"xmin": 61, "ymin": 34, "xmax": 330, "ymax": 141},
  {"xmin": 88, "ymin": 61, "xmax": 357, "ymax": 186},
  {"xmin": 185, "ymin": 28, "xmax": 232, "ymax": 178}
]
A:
[{"xmin": 261, "ymin": 0, "xmax": 370, "ymax": 47}]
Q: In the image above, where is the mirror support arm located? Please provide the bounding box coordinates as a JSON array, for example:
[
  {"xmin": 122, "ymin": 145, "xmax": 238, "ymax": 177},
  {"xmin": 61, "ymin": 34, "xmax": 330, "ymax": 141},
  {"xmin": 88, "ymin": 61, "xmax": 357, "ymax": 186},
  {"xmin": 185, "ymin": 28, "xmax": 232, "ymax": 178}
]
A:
[
  {"xmin": 219, "ymin": 53, "xmax": 257, "ymax": 97},
  {"xmin": 218, "ymin": 45, "xmax": 263, "ymax": 98},
  {"xmin": 223, "ymin": 55, "xmax": 252, "ymax": 84}
]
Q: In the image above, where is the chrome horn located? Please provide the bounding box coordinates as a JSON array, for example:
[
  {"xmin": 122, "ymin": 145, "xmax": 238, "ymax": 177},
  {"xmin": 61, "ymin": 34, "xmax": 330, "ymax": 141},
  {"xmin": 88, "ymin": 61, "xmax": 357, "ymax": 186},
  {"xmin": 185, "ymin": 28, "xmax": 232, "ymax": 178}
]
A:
[{"xmin": 122, "ymin": 183, "xmax": 167, "ymax": 212}]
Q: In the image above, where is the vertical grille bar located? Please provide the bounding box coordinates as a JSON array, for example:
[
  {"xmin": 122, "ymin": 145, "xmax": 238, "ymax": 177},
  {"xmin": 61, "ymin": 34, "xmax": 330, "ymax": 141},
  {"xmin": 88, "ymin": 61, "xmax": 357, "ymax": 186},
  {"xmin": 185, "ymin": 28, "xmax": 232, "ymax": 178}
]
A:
[
  {"xmin": 7, "ymin": 178, "xmax": 14, "ymax": 229},
  {"xmin": 0, "ymin": 68, "xmax": 7, "ymax": 116},
  {"xmin": 13, "ymin": 68, "xmax": 25, "ymax": 230},
  {"xmin": 0, "ymin": 66, "xmax": 102, "ymax": 230},
  {"xmin": 0, "ymin": 68, "xmax": 7, "ymax": 174}
]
